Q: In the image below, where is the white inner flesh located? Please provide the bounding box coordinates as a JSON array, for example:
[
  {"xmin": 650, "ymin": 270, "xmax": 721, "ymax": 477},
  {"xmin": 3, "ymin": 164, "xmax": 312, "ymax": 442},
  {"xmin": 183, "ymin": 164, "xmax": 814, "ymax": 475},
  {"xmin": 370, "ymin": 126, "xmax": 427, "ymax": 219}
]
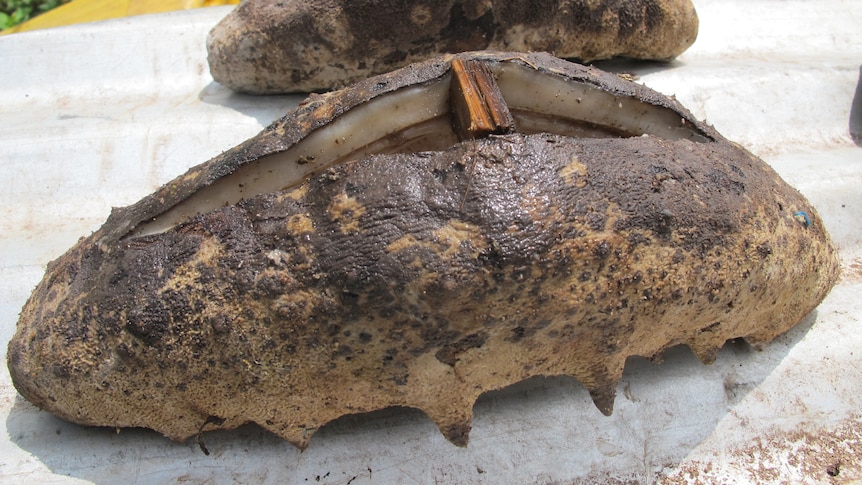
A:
[
  {"xmin": 130, "ymin": 62, "xmax": 708, "ymax": 238},
  {"xmin": 130, "ymin": 80, "xmax": 452, "ymax": 237},
  {"xmin": 496, "ymin": 63, "xmax": 710, "ymax": 143}
]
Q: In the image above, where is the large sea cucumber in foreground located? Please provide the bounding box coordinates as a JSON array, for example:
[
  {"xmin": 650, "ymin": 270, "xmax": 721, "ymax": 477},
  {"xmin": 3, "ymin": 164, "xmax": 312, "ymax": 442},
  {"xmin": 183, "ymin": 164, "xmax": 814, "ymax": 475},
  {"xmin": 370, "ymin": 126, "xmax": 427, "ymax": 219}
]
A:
[
  {"xmin": 8, "ymin": 51, "xmax": 839, "ymax": 449},
  {"xmin": 207, "ymin": 0, "xmax": 699, "ymax": 93}
]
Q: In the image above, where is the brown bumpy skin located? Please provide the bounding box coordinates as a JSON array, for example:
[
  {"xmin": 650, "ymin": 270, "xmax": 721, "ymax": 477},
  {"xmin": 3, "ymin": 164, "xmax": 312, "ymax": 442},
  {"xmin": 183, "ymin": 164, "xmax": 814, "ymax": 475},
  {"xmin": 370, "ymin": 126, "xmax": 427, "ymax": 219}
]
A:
[
  {"xmin": 207, "ymin": 0, "xmax": 699, "ymax": 93},
  {"xmin": 8, "ymin": 52, "xmax": 838, "ymax": 450}
]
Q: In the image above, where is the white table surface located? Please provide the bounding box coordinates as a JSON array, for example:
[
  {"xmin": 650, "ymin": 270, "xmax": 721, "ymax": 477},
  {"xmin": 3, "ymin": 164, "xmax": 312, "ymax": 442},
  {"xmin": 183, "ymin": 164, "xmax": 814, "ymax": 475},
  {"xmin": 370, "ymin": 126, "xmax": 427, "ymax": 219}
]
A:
[{"xmin": 1, "ymin": 1, "xmax": 861, "ymax": 483}]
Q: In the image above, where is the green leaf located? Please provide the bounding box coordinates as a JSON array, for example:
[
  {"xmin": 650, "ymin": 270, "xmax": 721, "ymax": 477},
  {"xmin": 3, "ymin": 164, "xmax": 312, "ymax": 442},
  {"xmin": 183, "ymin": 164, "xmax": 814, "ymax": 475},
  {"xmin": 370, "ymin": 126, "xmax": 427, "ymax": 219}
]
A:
[
  {"xmin": 1, "ymin": 0, "xmax": 71, "ymax": 28},
  {"xmin": 38, "ymin": 0, "xmax": 61, "ymax": 13},
  {"xmin": 0, "ymin": 12, "xmax": 12, "ymax": 30},
  {"xmin": 12, "ymin": 5, "xmax": 32, "ymax": 23}
]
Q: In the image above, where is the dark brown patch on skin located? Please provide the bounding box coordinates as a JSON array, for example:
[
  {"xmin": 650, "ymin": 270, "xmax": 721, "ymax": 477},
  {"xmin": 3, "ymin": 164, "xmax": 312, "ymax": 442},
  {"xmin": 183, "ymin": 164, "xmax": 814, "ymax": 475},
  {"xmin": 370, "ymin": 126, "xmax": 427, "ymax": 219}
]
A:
[
  {"xmin": 439, "ymin": 4, "xmax": 497, "ymax": 53},
  {"xmin": 126, "ymin": 301, "xmax": 170, "ymax": 345},
  {"xmin": 436, "ymin": 332, "xmax": 488, "ymax": 366},
  {"xmin": 495, "ymin": 0, "xmax": 667, "ymax": 41}
]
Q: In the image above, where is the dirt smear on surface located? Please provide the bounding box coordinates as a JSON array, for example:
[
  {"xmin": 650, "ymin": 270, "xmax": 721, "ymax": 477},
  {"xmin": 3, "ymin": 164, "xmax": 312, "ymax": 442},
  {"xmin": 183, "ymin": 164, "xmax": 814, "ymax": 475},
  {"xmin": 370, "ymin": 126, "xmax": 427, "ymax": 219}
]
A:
[{"xmin": 660, "ymin": 414, "xmax": 862, "ymax": 484}]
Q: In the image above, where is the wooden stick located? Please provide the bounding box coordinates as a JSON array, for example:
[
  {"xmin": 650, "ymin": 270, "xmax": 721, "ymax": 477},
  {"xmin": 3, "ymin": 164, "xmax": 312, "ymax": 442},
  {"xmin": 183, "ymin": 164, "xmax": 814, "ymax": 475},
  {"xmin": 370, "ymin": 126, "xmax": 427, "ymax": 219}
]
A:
[{"xmin": 450, "ymin": 59, "xmax": 515, "ymax": 140}]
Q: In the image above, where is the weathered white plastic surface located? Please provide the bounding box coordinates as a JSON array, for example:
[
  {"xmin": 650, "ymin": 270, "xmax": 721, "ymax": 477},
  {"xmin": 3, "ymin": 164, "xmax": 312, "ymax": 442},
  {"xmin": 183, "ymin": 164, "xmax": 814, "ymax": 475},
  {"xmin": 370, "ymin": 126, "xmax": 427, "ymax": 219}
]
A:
[{"xmin": 1, "ymin": 1, "xmax": 860, "ymax": 483}]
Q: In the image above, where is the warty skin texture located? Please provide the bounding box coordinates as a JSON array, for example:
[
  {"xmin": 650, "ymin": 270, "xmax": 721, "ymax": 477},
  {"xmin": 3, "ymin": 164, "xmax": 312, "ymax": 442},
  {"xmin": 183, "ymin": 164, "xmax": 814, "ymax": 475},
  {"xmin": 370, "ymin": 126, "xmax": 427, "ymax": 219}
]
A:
[
  {"xmin": 8, "ymin": 52, "xmax": 839, "ymax": 449},
  {"xmin": 207, "ymin": 0, "xmax": 699, "ymax": 93}
]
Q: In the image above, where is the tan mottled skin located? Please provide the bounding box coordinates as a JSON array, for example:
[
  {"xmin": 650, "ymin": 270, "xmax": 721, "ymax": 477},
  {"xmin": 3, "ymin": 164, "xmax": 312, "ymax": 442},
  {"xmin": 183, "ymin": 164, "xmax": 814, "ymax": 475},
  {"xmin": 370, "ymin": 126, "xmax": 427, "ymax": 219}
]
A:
[
  {"xmin": 207, "ymin": 0, "xmax": 699, "ymax": 93},
  {"xmin": 8, "ymin": 52, "xmax": 838, "ymax": 449}
]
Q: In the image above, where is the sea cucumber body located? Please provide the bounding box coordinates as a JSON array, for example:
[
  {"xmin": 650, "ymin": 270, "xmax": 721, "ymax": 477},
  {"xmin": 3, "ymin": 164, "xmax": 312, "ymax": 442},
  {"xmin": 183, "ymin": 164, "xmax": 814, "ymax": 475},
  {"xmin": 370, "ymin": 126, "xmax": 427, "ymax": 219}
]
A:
[
  {"xmin": 207, "ymin": 0, "xmax": 699, "ymax": 93},
  {"xmin": 8, "ymin": 53, "xmax": 839, "ymax": 449}
]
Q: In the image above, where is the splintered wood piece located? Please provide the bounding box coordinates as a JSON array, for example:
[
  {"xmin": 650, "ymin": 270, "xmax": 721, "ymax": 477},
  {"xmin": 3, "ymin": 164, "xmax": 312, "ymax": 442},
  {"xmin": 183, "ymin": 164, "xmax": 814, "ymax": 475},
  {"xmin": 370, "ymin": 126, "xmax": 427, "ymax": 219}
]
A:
[{"xmin": 450, "ymin": 59, "xmax": 515, "ymax": 140}]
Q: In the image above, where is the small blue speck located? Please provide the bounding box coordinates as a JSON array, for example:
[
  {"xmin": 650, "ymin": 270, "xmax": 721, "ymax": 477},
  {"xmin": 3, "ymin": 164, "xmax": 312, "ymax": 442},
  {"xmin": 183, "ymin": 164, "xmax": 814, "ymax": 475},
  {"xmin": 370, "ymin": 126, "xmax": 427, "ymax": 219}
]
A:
[{"xmin": 793, "ymin": 211, "xmax": 811, "ymax": 227}]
